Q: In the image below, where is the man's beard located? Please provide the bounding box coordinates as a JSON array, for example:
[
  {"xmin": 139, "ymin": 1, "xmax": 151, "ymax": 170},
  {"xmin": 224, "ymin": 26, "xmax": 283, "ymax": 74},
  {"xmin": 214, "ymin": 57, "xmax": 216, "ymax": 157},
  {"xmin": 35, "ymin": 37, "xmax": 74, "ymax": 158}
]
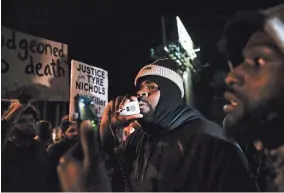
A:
[
  {"xmin": 141, "ymin": 110, "xmax": 154, "ymax": 122},
  {"xmin": 224, "ymin": 112, "xmax": 260, "ymax": 147},
  {"xmin": 139, "ymin": 98, "xmax": 155, "ymax": 123}
]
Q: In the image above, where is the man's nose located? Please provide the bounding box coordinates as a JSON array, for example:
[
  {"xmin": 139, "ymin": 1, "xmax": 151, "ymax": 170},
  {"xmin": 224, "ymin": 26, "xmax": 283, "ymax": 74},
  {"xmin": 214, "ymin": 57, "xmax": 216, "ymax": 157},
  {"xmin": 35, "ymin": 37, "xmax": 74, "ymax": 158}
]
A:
[
  {"xmin": 137, "ymin": 90, "xmax": 148, "ymax": 98},
  {"xmin": 225, "ymin": 72, "xmax": 243, "ymax": 88}
]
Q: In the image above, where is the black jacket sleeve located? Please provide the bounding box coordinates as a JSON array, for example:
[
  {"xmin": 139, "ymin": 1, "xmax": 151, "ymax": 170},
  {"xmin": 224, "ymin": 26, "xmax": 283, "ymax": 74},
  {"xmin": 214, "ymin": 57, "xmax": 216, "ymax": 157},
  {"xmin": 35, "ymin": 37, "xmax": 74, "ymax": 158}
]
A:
[
  {"xmin": 103, "ymin": 129, "xmax": 144, "ymax": 192},
  {"xmin": 1, "ymin": 119, "xmax": 13, "ymax": 149},
  {"xmin": 1, "ymin": 120, "xmax": 9, "ymax": 143}
]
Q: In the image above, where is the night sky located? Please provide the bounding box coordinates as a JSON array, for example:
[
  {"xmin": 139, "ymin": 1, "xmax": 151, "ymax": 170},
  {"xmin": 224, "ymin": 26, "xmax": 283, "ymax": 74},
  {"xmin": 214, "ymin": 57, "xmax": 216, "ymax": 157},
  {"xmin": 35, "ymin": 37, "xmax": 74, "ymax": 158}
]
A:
[{"xmin": 2, "ymin": 0, "xmax": 282, "ymax": 124}]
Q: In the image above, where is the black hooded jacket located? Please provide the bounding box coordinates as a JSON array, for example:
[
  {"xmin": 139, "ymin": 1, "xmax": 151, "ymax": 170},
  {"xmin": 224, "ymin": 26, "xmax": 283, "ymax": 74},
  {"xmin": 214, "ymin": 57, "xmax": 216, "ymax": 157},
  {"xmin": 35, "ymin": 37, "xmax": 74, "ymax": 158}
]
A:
[
  {"xmin": 107, "ymin": 66, "xmax": 258, "ymax": 191},
  {"xmin": 99, "ymin": 58, "xmax": 259, "ymax": 191},
  {"xmin": 119, "ymin": 106, "xmax": 258, "ymax": 192}
]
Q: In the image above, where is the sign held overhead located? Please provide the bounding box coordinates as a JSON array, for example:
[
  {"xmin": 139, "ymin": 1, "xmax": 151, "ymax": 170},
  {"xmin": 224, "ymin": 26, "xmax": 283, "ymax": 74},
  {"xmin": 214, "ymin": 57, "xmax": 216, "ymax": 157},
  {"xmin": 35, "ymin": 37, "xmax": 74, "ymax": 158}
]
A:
[
  {"xmin": 69, "ymin": 60, "xmax": 108, "ymax": 120},
  {"xmin": 1, "ymin": 26, "xmax": 69, "ymax": 101}
]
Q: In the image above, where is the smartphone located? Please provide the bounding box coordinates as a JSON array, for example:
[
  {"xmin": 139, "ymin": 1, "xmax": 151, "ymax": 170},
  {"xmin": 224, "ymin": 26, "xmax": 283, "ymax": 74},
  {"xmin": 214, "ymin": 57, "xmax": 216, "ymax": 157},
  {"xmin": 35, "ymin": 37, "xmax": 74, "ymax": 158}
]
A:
[
  {"xmin": 119, "ymin": 100, "xmax": 140, "ymax": 116},
  {"xmin": 72, "ymin": 95, "xmax": 101, "ymax": 161},
  {"xmin": 74, "ymin": 94, "xmax": 99, "ymax": 128}
]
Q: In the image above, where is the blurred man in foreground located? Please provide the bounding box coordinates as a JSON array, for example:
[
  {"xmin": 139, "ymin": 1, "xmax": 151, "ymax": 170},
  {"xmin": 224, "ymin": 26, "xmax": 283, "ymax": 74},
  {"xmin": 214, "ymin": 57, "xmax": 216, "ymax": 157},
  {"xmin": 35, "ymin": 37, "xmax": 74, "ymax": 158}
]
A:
[{"xmin": 221, "ymin": 4, "xmax": 284, "ymax": 191}]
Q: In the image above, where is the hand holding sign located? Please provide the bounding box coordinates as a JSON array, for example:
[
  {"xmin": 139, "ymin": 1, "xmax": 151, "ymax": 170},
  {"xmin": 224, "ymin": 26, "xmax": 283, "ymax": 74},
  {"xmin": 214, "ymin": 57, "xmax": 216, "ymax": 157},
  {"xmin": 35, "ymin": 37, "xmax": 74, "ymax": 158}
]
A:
[
  {"xmin": 69, "ymin": 60, "xmax": 108, "ymax": 119},
  {"xmin": 16, "ymin": 84, "xmax": 40, "ymax": 105},
  {"xmin": 57, "ymin": 120, "xmax": 111, "ymax": 192},
  {"xmin": 2, "ymin": 83, "xmax": 39, "ymax": 117},
  {"xmin": 2, "ymin": 27, "xmax": 69, "ymax": 101}
]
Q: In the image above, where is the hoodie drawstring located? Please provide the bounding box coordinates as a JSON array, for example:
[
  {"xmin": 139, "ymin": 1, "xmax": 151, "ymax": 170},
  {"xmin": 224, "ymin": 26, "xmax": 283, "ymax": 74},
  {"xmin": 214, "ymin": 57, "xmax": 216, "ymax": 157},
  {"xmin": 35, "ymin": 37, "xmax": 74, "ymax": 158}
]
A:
[
  {"xmin": 136, "ymin": 134, "xmax": 162, "ymax": 182},
  {"xmin": 136, "ymin": 133, "xmax": 146, "ymax": 180}
]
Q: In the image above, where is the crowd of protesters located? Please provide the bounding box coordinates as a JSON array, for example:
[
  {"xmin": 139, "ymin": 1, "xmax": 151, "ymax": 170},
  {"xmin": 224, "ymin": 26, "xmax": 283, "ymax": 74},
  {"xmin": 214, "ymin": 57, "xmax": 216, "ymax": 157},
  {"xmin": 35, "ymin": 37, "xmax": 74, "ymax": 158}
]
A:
[{"xmin": 1, "ymin": 3, "xmax": 284, "ymax": 192}]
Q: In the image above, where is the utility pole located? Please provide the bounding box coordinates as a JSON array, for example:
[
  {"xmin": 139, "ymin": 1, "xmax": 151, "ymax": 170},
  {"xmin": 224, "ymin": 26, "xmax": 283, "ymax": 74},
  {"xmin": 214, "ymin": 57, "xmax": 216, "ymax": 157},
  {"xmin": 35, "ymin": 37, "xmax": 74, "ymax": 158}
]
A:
[{"xmin": 150, "ymin": 16, "xmax": 201, "ymax": 106}]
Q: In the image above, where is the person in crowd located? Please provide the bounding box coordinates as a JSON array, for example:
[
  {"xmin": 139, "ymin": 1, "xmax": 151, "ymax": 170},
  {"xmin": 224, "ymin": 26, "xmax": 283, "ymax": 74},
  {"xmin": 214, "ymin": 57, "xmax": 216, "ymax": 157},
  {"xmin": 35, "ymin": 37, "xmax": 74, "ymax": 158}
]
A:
[
  {"xmin": 100, "ymin": 58, "xmax": 258, "ymax": 191},
  {"xmin": 57, "ymin": 120, "xmax": 111, "ymax": 192},
  {"xmin": 221, "ymin": 4, "xmax": 284, "ymax": 191},
  {"xmin": 1, "ymin": 88, "xmax": 40, "ymax": 149},
  {"xmin": 47, "ymin": 115, "xmax": 79, "ymax": 191},
  {"xmin": 1, "ymin": 100, "xmax": 31, "ymax": 149},
  {"xmin": 35, "ymin": 120, "xmax": 53, "ymax": 149},
  {"xmin": 2, "ymin": 103, "xmax": 50, "ymax": 192},
  {"xmin": 51, "ymin": 127, "xmax": 62, "ymax": 143}
]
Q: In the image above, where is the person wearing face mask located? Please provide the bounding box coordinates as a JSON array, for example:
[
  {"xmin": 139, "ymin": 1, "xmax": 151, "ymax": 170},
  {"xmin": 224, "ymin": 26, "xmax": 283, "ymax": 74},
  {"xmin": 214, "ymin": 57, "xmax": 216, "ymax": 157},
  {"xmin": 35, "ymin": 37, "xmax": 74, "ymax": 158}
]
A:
[
  {"xmin": 221, "ymin": 4, "xmax": 284, "ymax": 191},
  {"xmin": 100, "ymin": 58, "xmax": 258, "ymax": 191},
  {"xmin": 47, "ymin": 115, "xmax": 79, "ymax": 191}
]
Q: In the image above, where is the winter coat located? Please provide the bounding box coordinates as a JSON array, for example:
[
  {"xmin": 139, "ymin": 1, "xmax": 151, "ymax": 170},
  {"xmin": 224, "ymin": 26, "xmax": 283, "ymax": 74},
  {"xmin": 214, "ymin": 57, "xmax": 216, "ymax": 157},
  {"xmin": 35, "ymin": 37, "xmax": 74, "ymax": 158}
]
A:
[{"xmin": 109, "ymin": 107, "xmax": 259, "ymax": 191}]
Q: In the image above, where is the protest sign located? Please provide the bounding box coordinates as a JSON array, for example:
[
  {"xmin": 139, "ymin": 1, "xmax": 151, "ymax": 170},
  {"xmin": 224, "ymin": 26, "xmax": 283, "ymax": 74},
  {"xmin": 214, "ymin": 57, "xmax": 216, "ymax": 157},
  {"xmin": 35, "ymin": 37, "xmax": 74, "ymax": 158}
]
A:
[
  {"xmin": 69, "ymin": 60, "xmax": 108, "ymax": 119},
  {"xmin": 1, "ymin": 26, "xmax": 69, "ymax": 101}
]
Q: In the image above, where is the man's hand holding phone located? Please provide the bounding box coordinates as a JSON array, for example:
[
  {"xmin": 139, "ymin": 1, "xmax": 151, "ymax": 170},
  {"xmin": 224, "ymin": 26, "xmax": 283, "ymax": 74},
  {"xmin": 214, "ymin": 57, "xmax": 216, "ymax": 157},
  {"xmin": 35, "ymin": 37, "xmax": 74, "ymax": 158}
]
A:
[
  {"xmin": 118, "ymin": 96, "xmax": 141, "ymax": 116},
  {"xmin": 99, "ymin": 95, "xmax": 143, "ymax": 144},
  {"xmin": 111, "ymin": 95, "xmax": 143, "ymax": 127}
]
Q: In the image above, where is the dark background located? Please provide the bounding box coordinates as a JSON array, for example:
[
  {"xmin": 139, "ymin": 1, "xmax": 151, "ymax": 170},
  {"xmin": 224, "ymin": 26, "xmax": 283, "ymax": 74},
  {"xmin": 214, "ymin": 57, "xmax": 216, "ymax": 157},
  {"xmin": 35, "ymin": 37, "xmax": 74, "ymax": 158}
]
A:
[{"xmin": 2, "ymin": 0, "xmax": 282, "ymax": 125}]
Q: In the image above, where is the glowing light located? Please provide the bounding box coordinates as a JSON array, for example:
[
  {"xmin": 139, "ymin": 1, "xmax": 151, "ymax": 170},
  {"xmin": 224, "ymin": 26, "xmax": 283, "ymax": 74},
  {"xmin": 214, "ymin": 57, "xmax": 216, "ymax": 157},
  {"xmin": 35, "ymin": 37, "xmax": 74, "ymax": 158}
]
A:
[
  {"xmin": 194, "ymin": 48, "xmax": 200, "ymax": 52},
  {"xmin": 164, "ymin": 46, "xmax": 169, "ymax": 52},
  {"xmin": 79, "ymin": 101, "xmax": 85, "ymax": 108},
  {"xmin": 176, "ymin": 16, "xmax": 197, "ymax": 60}
]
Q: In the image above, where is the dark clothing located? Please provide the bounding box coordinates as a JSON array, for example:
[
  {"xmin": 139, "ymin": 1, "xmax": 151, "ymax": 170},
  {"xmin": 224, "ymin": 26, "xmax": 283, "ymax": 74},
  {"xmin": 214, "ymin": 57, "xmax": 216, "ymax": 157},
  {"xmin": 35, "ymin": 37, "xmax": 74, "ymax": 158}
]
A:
[
  {"xmin": 108, "ymin": 107, "xmax": 259, "ymax": 191},
  {"xmin": 1, "ymin": 139, "xmax": 50, "ymax": 192},
  {"xmin": 221, "ymin": 5, "xmax": 284, "ymax": 66},
  {"xmin": 35, "ymin": 137, "xmax": 53, "ymax": 150},
  {"xmin": 2, "ymin": 119, "xmax": 13, "ymax": 149},
  {"xmin": 1, "ymin": 119, "xmax": 9, "ymax": 141},
  {"xmin": 47, "ymin": 139, "xmax": 77, "ymax": 192}
]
